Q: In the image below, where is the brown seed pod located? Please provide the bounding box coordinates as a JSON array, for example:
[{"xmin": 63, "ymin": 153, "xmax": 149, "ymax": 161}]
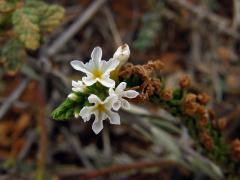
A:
[
  {"xmin": 120, "ymin": 61, "xmax": 163, "ymax": 103},
  {"xmin": 183, "ymin": 93, "xmax": 198, "ymax": 116},
  {"xmin": 196, "ymin": 105, "xmax": 206, "ymax": 116},
  {"xmin": 162, "ymin": 88, "xmax": 173, "ymax": 101},
  {"xmin": 185, "ymin": 93, "xmax": 197, "ymax": 103},
  {"xmin": 184, "ymin": 102, "xmax": 198, "ymax": 116},
  {"xmin": 208, "ymin": 109, "xmax": 216, "ymax": 120},
  {"xmin": 217, "ymin": 117, "xmax": 227, "ymax": 130},
  {"xmin": 197, "ymin": 93, "xmax": 211, "ymax": 105},
  {"xmin": 180, "ymin": 75, "xmax": 191, "ymax": 89},
  {"xmin": 231, "ymin": 139, "xmax": 240, "ymax": 160},
  {"xmin": 199, "ymin": 131, "xmax": 214, "ymax": 151},
  {"xmin": 198, "ymin": 115, "xmax": 209, "ymax": 129}
]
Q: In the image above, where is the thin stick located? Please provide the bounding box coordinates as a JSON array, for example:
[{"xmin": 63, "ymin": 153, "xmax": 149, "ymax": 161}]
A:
[
  {"xmin": 0, "ymin": 98, "xmax": 29, "ymax": 109},
  {"xmin": 61, "ymin": 128, "xmax": 93, "ymax": 169},
  {"xmin": 102, "ymin": 127, "xmax": 112, "ymax": 160},
  {"xmin": 103, "ymin": 7, "xmax": 122, "ymax": 47},
  {"xmin": 58, "ymin": 159, "xmax": 177, "ymax": 179},
  {"xmin": 233, "ymin": 0, "xmax": 240, "ymax": 29},
  {"xmin": 168, "ymin": 0, "xmax": 240, "ymax": 38},
  {"xmin": 18, "ymin": 130, "xmax": 36, "ymax": 161},
  {"xmin": 0, "ymin": 78, "xmax": 29, "ymax": 120},
  {"xmin": 36, "ymin": 84, "xmax": 48, "ymax": 180},
  {"xmin": 47, "ymin": 0, "xmax": 107, "ymax": 56},
  {"xmin": 190, "ymin": 22, "xmax": 201, "ymax": 66}
]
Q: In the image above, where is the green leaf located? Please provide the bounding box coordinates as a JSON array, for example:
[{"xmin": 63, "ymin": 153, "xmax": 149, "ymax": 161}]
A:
[
  {"xmin": 0, "ymin": 39, "xmax": 26, "ymax": 74},
  {"xmin": 12, "ymin": 7, "xmax": 40, "ymax": 50},
  {"xmin": 0, "ymin": 0, "xmax": 19, "ymax": 13}
]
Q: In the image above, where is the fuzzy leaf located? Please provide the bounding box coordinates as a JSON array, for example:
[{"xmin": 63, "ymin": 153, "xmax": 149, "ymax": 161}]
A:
[
  {"xmin": 0, "ymin": 0, "xmax": 18, "ymax": 13},
  {"xmin": 12, "ymin": 7, "xmax": 40, "ymax": 50},
  {"xmin": 52, "ymin": 99, "xmax": 75, "ymax": 120},
  {"xmin": 134, "ymin": 1, "xmax": 163, "ymax": 51},
  {"xmin": 38, "ymin": 5, "xmax": 65, "ymax": 32},
  {"xmin": 25, "ymin": 1, "xmax": 65, "ymax": 32},
  {"xmin": 0, "ymin": 39, "xmax": 26, "ymax": 75}
]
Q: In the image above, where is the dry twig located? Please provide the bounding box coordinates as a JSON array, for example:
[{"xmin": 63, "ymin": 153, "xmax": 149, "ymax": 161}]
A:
[
  {"xmin": 0, "ymin": 78, "xmax": 29, "ymax": 120},
  {"xmin": 47, "ymin": 0, "xmax": 107, "ymax": 56},
  {"xmin": 168, "ymin": 0, "xmax": 240, "ymax": 38},
  {"xmin": 58, "ymin": 159, "xmax": 178, "ymax": 179}
]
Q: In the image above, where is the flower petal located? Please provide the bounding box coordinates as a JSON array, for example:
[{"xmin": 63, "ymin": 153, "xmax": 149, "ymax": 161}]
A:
[
  {"xmin": 80, "ymin": 106, "xmax": 94, "ymax": 122},
  {"xmin": 82, "ymin": 75, "xmax": 97, "ymax": 86},
  {"xmin": 88, "ymin": 94, "xmax": 102, "ymax": 104},
  {"xmin": 72, "ymin": 80, "xmax": 78, "ymax": 87},
  {"xmin": 102, "ymin": 58, "xmax": 119, "ymax": 74},
  {"xmin": 112, "ymin": 100, "xmax": 121, "ymax": 111},
  {"xmin": 109, "ymin": 88, "xmax": 115, "ymax": 96},
  {"xmin": 84, "ymin": 60, "xmax": 96, "ymax": 71},
  {"xmin": 121, "ymin": 99, "xmax": 130, "ymax": 110},
  {"xmin": 91, "ymin": 46, "xmax": 102, "ymax": 63},
  {"xmin": 116, "ymin": 82, "xmax": 127, "ymax": 94},
  {"xmin": 92, "ymin": 119, "xmax": 103, "ymax": 134},
  {"xmin": 123, "ymin": 90, "xmax": 139, "ymax": 98},
  {"xmin": 70, "ymin": 60, "xmax": 91, "ymax": 74},
  {"xmin": 98, "ymin": 75, "xmax": 115, "ymax": 88},
  {"xmin": 99, "ymin": 111, "xmax": 107, "ymax": 121},
  {"xmin": 104, "ymin": 94, "xmax": 118, "ymax": 108},
  {"xmin": 106, "ymin": 110, "xmax": 120, "ymax": 125}
]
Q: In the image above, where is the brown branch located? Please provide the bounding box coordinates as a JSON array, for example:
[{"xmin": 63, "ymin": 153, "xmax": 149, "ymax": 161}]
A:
[
  {"xmin": 167, "ymin": 0, "xmax": 240, "ymax": 38},
  {"xmin": 47, "ymin": 0, "xmax": 107, "ymax": 56},
  {"xmin": 233, "ymin": 0, "xmax": 240, "ymax": 29},
  {"xmin": 103, "ymin": 6, "xmax": 122, "ymax": 47},
  {"xmin": 0, "ymin": 78, "xmax": 29, "ymax": 120},
  {"xmin": 36, "ymin": 84, "xmax": 48, "ymax": 180},
  {"xmin": 58, "ymin": 159, "xmax": 180, "ymax": 179}
]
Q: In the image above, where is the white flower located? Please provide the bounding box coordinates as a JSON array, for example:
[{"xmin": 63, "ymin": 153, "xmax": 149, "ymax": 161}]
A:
[
  {"xmin": 72, "ymin": 80, "xmax": 86, "ymax": 93},
  {"xmin": 70, "ymin": 47, "xmax": 119, "ymax": 88},
  {"xmin": 109, "ymin": 82, "xmax": 139, "ymax": 111},
  {"xmin": 80, "ymin": 94, "xmax": 120, "ymax": 134},
  {"xmin": 113, "ymin": 44, "xmax": 130, "ymax": 67}
]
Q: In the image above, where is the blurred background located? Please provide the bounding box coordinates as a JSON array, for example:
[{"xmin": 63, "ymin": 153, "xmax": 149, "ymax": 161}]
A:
[{"xmin": 0, "ymin": 0, "xmax": 240, "ymax": 179}]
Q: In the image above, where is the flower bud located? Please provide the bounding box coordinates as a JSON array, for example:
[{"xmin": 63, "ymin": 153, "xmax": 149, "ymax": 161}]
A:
[
  {"xmin": 113, "ymin": 44, "xmax": 130, "ymax": 67},
  {"xmin": 67, "ymin": 93, "xmax": 78, "ymax": 101},
  {"xmin": 74, "ymin": 112, "xmax": 79, "ymax": 118},
  {"xmin": 74, "ymin": 107, "xmax": 81, "ymax": 118}
]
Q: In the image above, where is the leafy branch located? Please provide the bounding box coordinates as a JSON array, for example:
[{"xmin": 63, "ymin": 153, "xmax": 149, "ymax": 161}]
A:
[{"xmin": 0, "ymin": 0, "xmax": 65, "ymax": 74}]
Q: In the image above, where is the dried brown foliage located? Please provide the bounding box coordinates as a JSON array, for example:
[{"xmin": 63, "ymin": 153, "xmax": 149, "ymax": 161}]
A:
[
  {"xmin": 119, "ymin": 60, "xmax": 164, "ymax": 103},
  {"xmin": 162, "ymin": 88, "xmax": 173, "ymax": 101},
  {"xmin": 199, "ymin": 131, "xmax": 214, "ymax": 151},
  {"xmin": 217, "ymin": 117, "xmax": 227, "ymax": 130},
  {"xmin": 179, "ymin": 75, "xmax": 191, "ymax": 89},
  {"xmin": 231, "ymin": 139, "xmax": 240, "ymax": 160}
]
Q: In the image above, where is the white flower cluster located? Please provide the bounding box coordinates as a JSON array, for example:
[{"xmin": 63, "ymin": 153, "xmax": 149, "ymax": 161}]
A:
[{"xmin": 70, "ymin": 45, "xmax": 139, "ymax": 134}]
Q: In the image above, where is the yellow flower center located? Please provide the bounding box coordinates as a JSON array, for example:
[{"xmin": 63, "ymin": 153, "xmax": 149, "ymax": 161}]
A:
[
  {"xmin": 92, "ymin": 69, "xmax": 103, "ymax": 79},
  {"xmin": 95, "ymin": 103, "xmax": 106, "ymax": 112}
]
